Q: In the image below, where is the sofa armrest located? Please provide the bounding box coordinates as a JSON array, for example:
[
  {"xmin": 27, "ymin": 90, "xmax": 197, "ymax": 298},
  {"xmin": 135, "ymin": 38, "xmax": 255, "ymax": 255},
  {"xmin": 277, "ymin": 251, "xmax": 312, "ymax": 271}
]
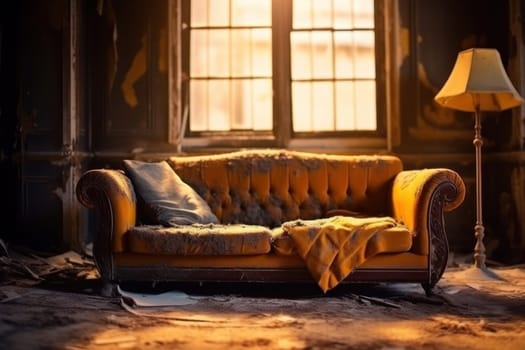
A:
[
  {"xmin": 76, "ymin": 169, "xmax": 137, "ymax": 279},
  {"xmin": 391, "ymin": 168, "xmax": 465, "ymax": 277}
]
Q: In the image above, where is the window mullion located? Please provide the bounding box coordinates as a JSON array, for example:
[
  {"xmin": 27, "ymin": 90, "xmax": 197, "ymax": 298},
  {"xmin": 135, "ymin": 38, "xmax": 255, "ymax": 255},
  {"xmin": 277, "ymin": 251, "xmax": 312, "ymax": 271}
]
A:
[{"xmin": 272, "ymin": 0, "xmax": 293, "ymax": 147}]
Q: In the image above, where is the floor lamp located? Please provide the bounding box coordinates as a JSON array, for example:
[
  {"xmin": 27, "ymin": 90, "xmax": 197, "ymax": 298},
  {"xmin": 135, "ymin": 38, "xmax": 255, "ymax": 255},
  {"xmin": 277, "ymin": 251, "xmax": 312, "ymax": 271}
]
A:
[{"xmin": 434, "ymin": 48, "xmax": 524, "ymax": 279}]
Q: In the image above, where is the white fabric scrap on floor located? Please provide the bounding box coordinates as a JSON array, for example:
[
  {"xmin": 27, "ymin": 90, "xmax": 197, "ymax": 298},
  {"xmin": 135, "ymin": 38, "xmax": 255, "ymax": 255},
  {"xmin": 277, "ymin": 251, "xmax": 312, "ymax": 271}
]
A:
[{"xmin": 117, "ymin": 285, "xmax": 198, "ymax": 307}]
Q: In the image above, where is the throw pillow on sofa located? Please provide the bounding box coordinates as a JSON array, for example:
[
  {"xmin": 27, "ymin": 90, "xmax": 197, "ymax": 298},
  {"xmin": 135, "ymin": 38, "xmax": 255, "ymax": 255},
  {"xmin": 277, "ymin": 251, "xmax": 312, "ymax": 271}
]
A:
[{"xmin": 123, "ymin": 160, "xmax": 220, "ymax": 226}]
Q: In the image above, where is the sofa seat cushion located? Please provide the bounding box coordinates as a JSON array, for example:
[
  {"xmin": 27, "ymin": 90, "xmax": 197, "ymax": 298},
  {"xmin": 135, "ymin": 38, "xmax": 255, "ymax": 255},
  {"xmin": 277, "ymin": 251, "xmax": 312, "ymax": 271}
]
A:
[
  {"xmin": 126, "ymin": 224, "xmax": 272, "ymax": 255},
  {"xmin": 271, "ymin": 216, "xmax": 414, "ymax": 257},
  {"xmin": 273, "ymin": 216, "xmax": 414, "ymax": 292}
]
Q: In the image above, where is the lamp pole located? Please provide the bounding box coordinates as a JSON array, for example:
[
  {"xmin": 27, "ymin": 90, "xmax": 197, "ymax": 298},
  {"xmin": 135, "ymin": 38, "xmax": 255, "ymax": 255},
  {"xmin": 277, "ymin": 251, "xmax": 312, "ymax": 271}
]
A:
[
  {"xmin": 434, "ymin": 48, "xmax": 524, "ymax": 277},
  {"xmin": 473, "ymin": 103, "xmax": 486, "ymax": 269}
]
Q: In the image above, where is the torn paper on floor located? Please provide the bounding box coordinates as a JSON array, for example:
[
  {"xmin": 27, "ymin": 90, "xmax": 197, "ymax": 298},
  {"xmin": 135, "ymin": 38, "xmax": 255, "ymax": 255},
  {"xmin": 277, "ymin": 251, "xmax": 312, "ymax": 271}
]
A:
[{"xmin": 117, "ymin": 285, "xmax": 199, "ymax": 307}]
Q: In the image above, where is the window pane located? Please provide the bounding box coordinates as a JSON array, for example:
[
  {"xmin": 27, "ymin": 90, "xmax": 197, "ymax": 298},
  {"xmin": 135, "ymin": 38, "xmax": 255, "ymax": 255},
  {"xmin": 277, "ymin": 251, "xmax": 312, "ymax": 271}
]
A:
[
  {"xmin": 354, "ymin": 31, "xmax": 375, "ymax": 79},
  {"xmin": 292, "ymin": 82, "xmax": 312, "ymax": 131},
  {"xmin": 190, "ymin": 80, "xmax": 208, "ymax": 131},
  {"xmin": 190, "ymin": 30, "xmax": 208, "ymax": 77},
  {"xmin": 291, "ymin": 32, "xmax": 312, "ymax": 80},
  {"xmin": 333, "ymin": 0, "xmax": 353, "ymax": 29},
  {"xmin": 335, "ymin": 81, "xmax": 356, "ymax": 129},
  {"xmin": 231, "ymin": 79, "xmax": 252, "ymax": 129},
  {"xmin": 312, "ymin": 1, "xmax": 332, "ymax": 28},
  {"xmin": 293, "ymin": 0, "xmax": 312, "ymax": 29},
  {"xmin": 208, "ymin": 30, "xmax": 230, "ymax": 77},
  {"xmin": 355, "ymin": 81, "xmax": 376, "ymax": 130},
  {"xmin": 230, "ymin": 29, "xmax": 271, "ymax": 77},
  {"xmin": 231, "ymin": 30, "xmax": 251, "ymax": 77},
  {"xmin": 190, "ymin": 0, "xmax": 208, "ymax": 27},
  {"xmin": 252, "ymin": 79, "xmax": 273, "ymax": 130},
  {"xmin": 335, "ymin": 81, "xmax": 376, "ymax": 131},
  {"xmin": 294, "ymin": 1, "xmax": 375, "ymax": 30},
  {"xmin": 208, "ymin": 0, "xmax": 229, "ymax": 26},
  {"xmin": 231, "ymin": 79, "xmax": 272, "ymax": 130},
  {"xmin": 208, "ymin": 80, "xmax": 231, "ymax": 131},
  {"xmin": 311, "ymin": 31, "xmax": 333, "ymax": 79},
  {"xmin": 188, "ymin": 1, "xmax": 272, "ymax": 134},
  {"xmin": 353, "ymin": 0, "xmax": 374, "ymax": 28},
  {"xmin": 191, "ymin": 80, "xmax": 233, "ymax": 131},
  {"xmin": 291, "ymin": 0, "xmax": 377, "ymax": 134},
  {"xmin": 292, "ymin": 82, "xmax": 335, "ymax": 131},
  {"xmin": 312, "ymin": 82, "xmax": 334, "ymax": 130},
  {"xmin": 334, "ymin": 31, "xmax": 354, "ymax": 78},
  {"xmin": 184, "ymin": 0, "xmax": 379, "ymax": 137},
  {"xmin": 251, "ymin": 29, "xmax": 272, "ymax": 76},
  {"xmin": 232, "ymin": 0, "xmax": 271, "ymax": 26}
]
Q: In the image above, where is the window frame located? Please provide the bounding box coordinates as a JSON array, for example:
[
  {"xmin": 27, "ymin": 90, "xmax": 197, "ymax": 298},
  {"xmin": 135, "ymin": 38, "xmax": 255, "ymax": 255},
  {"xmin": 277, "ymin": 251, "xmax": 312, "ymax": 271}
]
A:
[{"xmin": 169, "ymin": 0, "xmax": 396, "ymax": 152}]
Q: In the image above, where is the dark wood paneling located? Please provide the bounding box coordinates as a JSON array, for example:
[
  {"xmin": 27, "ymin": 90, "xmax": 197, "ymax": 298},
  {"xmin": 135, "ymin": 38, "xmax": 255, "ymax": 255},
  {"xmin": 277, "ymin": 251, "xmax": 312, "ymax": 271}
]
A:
[
  {"xmin": 396, "ymin": 0, "xmax": 510, "ymax": 155},
  {"xmin": 12, "ymin": 0, "xmax": 68, "ymax": 251},
  {"xmin": 3, "ymin": 0, "xmax": 524, "ymax": 264},
  {"xmin": 17, "ymin": 0, "xmax": 65, "ymax": 153},
  {"xmin": 0, "ymin": 1, "xmax": 20, "ymax": 242},
  {"xmin": 483, "ymin": 154, "xmax": 525, "ymax": 264},
  {"xmin": 395, "ymin": 0, "xmax": 523, "ymax": 264},
  {"xmin": 16, "ymin": 161, "xmax": 64, "ymax": 250},
  {"xmin": 90, "ymin": 0, "xmax": 169, "ymax": 151}
]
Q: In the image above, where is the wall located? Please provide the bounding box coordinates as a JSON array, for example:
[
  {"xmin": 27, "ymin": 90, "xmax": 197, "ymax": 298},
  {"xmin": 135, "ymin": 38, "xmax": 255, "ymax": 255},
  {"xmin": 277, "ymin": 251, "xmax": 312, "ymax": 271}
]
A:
[
  {"xmin": 395, "ymin": 0, "xmax": 525, "ymax": 264},
  {"xmin": 1, "ymin": 0, "xmax": 524, "ymax": 264}
]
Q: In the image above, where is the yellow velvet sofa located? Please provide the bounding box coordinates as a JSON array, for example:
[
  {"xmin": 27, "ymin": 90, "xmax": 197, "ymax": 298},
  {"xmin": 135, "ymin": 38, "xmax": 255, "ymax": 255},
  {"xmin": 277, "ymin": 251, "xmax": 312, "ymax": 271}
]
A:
[{"xmin": 76, "ymin": 149, "xmax": 465, "ymax": 295}]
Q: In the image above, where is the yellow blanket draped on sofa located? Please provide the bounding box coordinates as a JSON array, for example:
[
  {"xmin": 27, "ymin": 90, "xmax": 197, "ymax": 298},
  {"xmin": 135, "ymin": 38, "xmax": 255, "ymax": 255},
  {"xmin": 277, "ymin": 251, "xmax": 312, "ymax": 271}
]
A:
[{"xmin": 282, "ymin": 216, "xmax": 410, "ymax": 293}]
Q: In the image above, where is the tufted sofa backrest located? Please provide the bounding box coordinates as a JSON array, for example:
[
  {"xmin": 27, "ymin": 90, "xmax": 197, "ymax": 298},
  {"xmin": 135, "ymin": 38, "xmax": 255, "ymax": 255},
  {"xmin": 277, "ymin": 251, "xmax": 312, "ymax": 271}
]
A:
[{"xmin": 168, "ymin": 150, "xmax": 403, "ymax": 228}]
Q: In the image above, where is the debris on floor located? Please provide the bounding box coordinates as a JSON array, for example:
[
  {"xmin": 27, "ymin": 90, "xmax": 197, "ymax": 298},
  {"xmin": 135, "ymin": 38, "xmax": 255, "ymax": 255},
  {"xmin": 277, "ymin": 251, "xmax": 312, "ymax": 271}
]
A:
[
  {"xmin": 0, "ymin": 241, "xmax": 98, "ymax": 291},
  {"xmin": 1, "ymin": 242, "xmax": 525, "ymax": 349}
]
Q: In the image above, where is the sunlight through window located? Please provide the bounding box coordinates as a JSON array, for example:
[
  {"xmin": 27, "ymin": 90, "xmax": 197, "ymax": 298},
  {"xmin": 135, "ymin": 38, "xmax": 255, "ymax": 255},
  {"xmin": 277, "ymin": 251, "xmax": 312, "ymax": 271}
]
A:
[{"xmin": 185, "ymin": 0, "xmax": 376, "ymax": 134}]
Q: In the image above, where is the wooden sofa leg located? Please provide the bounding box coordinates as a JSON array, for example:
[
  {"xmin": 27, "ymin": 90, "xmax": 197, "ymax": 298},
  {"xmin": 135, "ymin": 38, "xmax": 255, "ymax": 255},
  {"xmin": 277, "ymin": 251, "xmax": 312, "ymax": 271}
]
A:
[
  {"xmin": 99, "ymin": 280, "xmax": 117, "ymax": 297},
  {"xmin": 422, "ymin": 283, "xmax": 434, "ymax": 297}
]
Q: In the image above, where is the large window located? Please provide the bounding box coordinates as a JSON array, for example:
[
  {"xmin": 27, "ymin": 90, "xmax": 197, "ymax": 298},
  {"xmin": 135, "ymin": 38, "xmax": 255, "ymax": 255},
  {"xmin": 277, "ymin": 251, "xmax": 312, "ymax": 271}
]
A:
[
  {"xmin": 291, "ymin": 1, "xmax": 376, "ymax": 132},
  {"xmin": 187, "ymin": 0, "xmax": 273, "ymax": 132},
  {"xmin": 179, "ymin": 0, "xmax": 387, "ymax": 148}
]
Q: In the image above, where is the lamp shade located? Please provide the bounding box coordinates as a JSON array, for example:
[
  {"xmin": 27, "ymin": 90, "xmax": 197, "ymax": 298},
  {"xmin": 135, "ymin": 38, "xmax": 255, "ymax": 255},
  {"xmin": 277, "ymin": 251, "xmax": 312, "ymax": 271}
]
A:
[{"xmin": 434, "ymin": 48, "xmax": 524, "ymax": 112}]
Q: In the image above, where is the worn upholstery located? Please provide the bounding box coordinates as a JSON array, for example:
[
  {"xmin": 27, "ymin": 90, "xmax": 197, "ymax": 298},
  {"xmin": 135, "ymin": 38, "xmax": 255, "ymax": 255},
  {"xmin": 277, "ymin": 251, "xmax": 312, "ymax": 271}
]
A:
[
  {"xmin": 168, "ymin": 150, "xmax": 403, "ymax": 227},
  {"xmin": 391, "ymin": 168, "xmax": 465, "ymax": 255},
  {"xmin": 279, "ymin": 216, "xmax": 412, "ymax": 292},
  {"xmin": 76, "ymin": 169, "xmax": 137, "ymax": 253},
  {"xmin": 271, "ymin": 218, "xmax": 414, "ymax": 257},
  {"xmin": 126, "ymin": 224, "xmax": 272, "ymax": 255},
  {"xmin": 76, "ymin": 148, "xmax": 466, "ymax": 293}
]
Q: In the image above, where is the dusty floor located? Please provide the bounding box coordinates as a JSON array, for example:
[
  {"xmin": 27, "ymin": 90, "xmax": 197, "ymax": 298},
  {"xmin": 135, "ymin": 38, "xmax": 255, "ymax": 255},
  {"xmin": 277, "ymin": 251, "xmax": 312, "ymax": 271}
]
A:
[{"xmin": 1, "ymin": 247, "xmax": 525, "ymax": 350}]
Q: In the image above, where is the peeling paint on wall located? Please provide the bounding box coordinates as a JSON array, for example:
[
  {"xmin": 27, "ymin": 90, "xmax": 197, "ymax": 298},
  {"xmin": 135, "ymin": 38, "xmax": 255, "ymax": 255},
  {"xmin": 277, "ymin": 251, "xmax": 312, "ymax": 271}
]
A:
[
  {"xmin": 408, "ymin": 33, "xmax": 473, "ymax": 142},
  {"xmin": 119, "ymin": 25, "xmax": 167, "ymax": 108},
  {"xmin": 121, "ymin": 34, "xmax": 147, "ymax": 108},
  {"xmin": 398, "ymin": 27, "xmax": 410, "ymax": 64}
]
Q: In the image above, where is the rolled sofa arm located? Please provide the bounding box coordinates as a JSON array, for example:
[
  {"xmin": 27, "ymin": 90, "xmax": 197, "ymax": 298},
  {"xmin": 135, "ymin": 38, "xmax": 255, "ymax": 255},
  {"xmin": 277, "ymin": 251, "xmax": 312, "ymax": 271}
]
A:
[
  {"xmin": 391, "ymin": 168, "xmax": 466, "ymax": 284},
  {"xmin": 76, "ymin": 169, "xmax": 137, "ymax": 280}
]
